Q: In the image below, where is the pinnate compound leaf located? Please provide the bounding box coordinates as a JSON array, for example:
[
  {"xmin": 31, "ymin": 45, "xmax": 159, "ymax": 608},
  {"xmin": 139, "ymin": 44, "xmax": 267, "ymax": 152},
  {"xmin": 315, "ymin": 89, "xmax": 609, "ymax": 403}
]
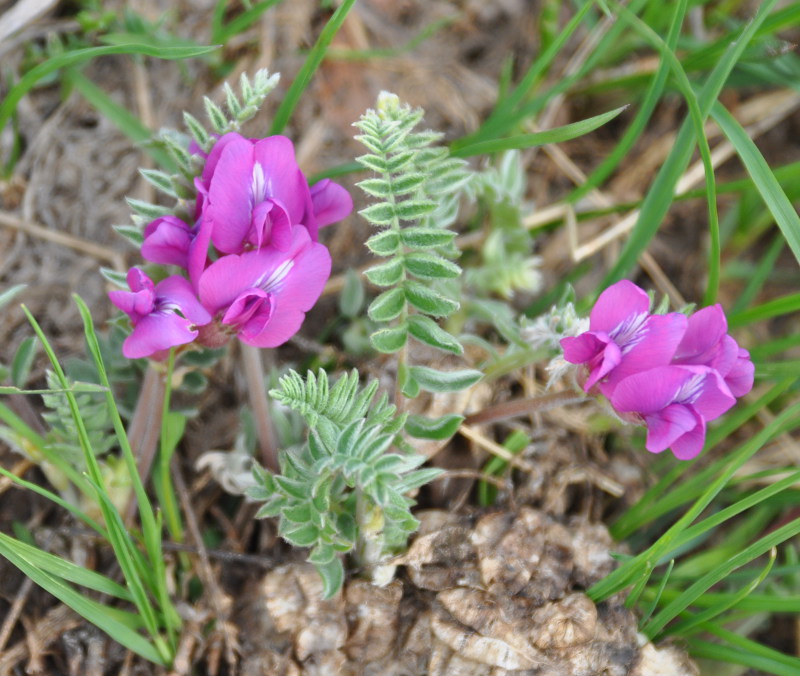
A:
[
  {"xmin": 405, "ymin": 413, "xmax": 464, "ymax": 440},
  {"xmin": 394, "ymin": 200, "xmax": 437, "ymax": 222},
  {"xmin": 395, "ymin": 467, "xmax": 444, "ymax": 493},
  {"xmin": 407, "ymin": 315, "xmax": 462, "ymax": 354},
  {"xmin": 356, "ymin": 153, "xmax": 389, "ymax": 173},
  {"xmin": 274, "ymin": 476, "xmax": 309, "ymax": 500},
  {"xmin": 358, "ymin": 178, "xmax": 392, "ymax": 198},
  {"xmin": 409, "ymin": 365, "xmax": 482, "ymax": 393}
]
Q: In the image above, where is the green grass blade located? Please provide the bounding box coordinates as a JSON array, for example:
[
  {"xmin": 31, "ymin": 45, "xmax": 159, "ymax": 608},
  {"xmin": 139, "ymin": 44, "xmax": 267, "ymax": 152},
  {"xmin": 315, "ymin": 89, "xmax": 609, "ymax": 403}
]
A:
[
  {"xmin": 72, "ymin": 297, "xmax": 160, "ymax": 561},
  {"xmin": 610, "ymin": 379, "xmax": 794, "ymax": 539},
  {"xmin": 270, "ymin": 0, "xmax": 357, "ymax": 135},
  {"xmin": 688, "ymin": 636, "xmax": 800, "ymax": 676},
  {"xmin": 0, "ymin": 541, "xmax": 166, "ymax": 665},
  {"xmin": 0, "ymin": 464, "xmax": 106, "ymax": 536},
  {"xmin": 452, "ymin": 0, "xmax": 596, "ymax": 150},
  {"xmin": 0, "ymin": 532, "xmax": 131, "ymax": 600},
  {"xmin": 592, "ymin": 400, "xmax": 800, "ymax": 601},
  {"xmin": 211, "ymin": 0, "xmax": 283, "ymax": 44},
  {"xmin": 601, "ymin": 0, "xmax": 782, "ymax": 288},
  {"xmin": 711, "ymin": 100, "xmax": 800, "ymax": 268},
  {"xmin": 664, "ymin": 548, "xmax": 776, "ymax": 637},
  {"xmin": 606, "ymin": 1, "xmax": 720, "ymax": 304},
  {"xmin": 67, "ymin": 70, "xmax": 176, "ymax": 171},
  {"xmin": 451, "ymin": 106, "xmax": 627, "ymax": 158},
  {"xmin": 0, "ymin": 43, "xmax": 216, "ymax": 134},
  {"xmin": 731, "ymin": 233, "xmax": 784, "ymax": 314},
  {"xmin": 567, "ymin": 0, "xmax": 687, "ymax": 205},
  {"xmin": 728, "ymin": 291, "xmax": 800, "ymax": 328},
  {"xmin": 644, "ymin": 518, "xmax": 800, "ymax": 637}
]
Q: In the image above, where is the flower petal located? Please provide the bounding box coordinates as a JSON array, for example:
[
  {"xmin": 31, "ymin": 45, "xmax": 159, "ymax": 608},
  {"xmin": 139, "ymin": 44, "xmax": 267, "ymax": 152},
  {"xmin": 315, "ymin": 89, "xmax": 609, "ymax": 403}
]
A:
[
  {"xmin": 725, "ymin": 348, "xmax": 755, "ymax": 398},
  {"xmin": 205, "ymin": 136, "xmax": 258, "ymax": 254},
  {"xmin": 561, "ymin": 332, "xmax": 608, "ymax": 364},
  {"xmin": 605, "ymin": 312, "xmax": 688, "ymax": 388},
  {"xmin": 669, "ymin": 412, "xmax": 707, "ymax": 460},
  {"xmin": 687, "ymin": 368, "xmax": 735, "ymax": 422},
  {"xmin": 122, "ymin": 313, "xmax": 198, "ymax": 359},
  {"xmin": 238, "ymin": 302, "xmax": 306, "ymax": 348},
  {"xmin": 308, "ymin": 179, "xmax": 353, "ymax": 229},
  {"xmin": 154, "ymin": 276, "xmax": 212, "ymax": 326},
  {"xmin": 673, "ymin": 304, "xmax": 727, "ymax": 365},
  {"xmin": 643, "ymin": 403, "xmax": 700, "ymax": 454},
  {"xmin": 142, "ymin": 216, "xmax": 194, "ymax": 268},
  {"xmin": 610, "ymin": 366, "xmax": 689, "ymax": 414},
  {"xmin": 589, "ymin": 280, "xmax": 650, "ymax": 333},
  {"xmin": 252, "ymin": 136, "xmax": 310, "ymax": 226}
]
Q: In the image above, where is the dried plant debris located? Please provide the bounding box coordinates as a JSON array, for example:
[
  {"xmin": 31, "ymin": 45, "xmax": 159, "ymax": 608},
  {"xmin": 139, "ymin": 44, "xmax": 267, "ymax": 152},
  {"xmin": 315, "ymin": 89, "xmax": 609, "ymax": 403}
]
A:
[{"xmin": 242, "ymin": 508, "xmax": 696, "ymax": 675}]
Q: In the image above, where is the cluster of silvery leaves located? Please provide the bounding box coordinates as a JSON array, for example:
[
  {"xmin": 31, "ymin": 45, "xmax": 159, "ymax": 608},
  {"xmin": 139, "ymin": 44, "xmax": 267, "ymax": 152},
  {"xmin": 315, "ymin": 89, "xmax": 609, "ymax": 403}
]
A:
[
  {"xmin": 246, "ymin": 370, "xmax": 440, "ymax": 597},
  {"xmin": 464, "ymin": 150, "xmax": 543, "ymax": 300},
  {"xmin": 109, "ymin": 69, "xmax": 280, "ymax": 265},
  {"xmin": 243, "ymin": 94, "xmax": 488, "ymax": 597}
]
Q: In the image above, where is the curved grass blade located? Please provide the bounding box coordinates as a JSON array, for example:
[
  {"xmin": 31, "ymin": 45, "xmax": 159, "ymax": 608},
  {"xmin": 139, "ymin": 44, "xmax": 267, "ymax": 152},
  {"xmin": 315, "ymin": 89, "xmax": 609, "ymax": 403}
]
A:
[
  {"xmin": 451, "ymin": 106, "xmax": 627, "ymax": 158},
  {"xmin": 711, "ymin": 101, "xmax": 800, "ymax": 268},
  {"xmin": 270, "ymin": 0, "xmax": 357, "ymax": 135},
  {"xmin": 663, "ymin": 548, "xmax": 776, "ymax": 637},
  {"xmin": 601, "ymin": 0, "xmax": 782, "ymax": 289},
  {"xmin": 0, "ymin": 43, "xmax": 217, "ymax": 134}
]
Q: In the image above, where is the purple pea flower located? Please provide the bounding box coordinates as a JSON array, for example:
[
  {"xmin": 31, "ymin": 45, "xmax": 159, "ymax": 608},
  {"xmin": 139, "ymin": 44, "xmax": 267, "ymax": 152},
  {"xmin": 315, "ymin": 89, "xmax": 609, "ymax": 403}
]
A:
[
  {"xmin": 194, "ymin": 132, "xmax": 352, "ymax": 255},
  {"xmin": 108, "ymin": 268, "xmax": 212, "ymax": 359},
  {"xmin": 197, "ymin": 226, "xmax": 331, "ymax": 349},
  {"xmin": 671, "ymin": 304, "xmax": 754, "ymax": 398},
  {"xmin": 560, "ymin": 280, "xmax": 687, "ymax": 393},
  {"xmin": 610, "ymin": 365, "xmax": 736, "ymax": 460}
]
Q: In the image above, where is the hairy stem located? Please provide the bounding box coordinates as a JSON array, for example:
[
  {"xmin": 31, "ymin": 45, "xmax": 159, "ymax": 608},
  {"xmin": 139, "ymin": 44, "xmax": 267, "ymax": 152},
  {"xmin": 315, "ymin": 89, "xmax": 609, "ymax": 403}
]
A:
[
  {"xmin": 463, "ymin": 390, "xmax": 585, "ymax": 426},
  {"xmin": 355, "ymin": 489, "xmax": 395, "ymax": 586},
  {"xmin": 241, "ymin": 344, "xmax": 278, "ymax": 472}
]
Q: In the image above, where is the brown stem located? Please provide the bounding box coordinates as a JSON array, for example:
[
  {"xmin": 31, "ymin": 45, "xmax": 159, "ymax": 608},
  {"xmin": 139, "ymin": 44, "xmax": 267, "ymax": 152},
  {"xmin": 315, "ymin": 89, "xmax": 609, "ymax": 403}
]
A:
[
  {"xmin": 124, "ymin": 363, "xmax": 165, "ymax": 522},
  {"xmin": 462, "ymin": 390, "xmax": 585, "ymax": 426},
  {"xmin": 241, "ymin": 344, "xmax": 278, "ymax": 472}
]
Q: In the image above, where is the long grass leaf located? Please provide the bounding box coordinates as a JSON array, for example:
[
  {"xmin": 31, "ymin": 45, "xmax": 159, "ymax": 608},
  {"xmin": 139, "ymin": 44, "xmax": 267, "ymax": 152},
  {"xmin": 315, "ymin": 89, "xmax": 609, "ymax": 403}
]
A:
[
  {"xmin": 644, "ymin": 518, "xmax": 800, "ymax": 637},
  {"xmin": 0, "ymin": 532, "xmax": 131, "ymax": 600},
  {"xmin": 270, "ymin": 0, "xmax": 357, "ymax": 135},
  {"xmin": 601, "ymin": 0, "xmax": 782, "ymax": 288},
  {"xmin": 67, "ymin": 70, "xmax": 176, "ymax": 171},
  {"xmin": 567, "ymin": 0, "xmax": 687, "ymax": 204},
  {"xmin": 0, "ymin": 464, "xmax": 105, "ymax": 536},
  {"xmin": 664, "ymin": 548, "xmax": 775, "ymax": 636},
  {"xmin": 0, "ymin": 543, "xmax": 166, "ymax": 664},
  {"xmin": 711, "ymin": 100, "xmax": 800, "ymax": 268},
  {"xmin": 451, "ymin": 106, "xmax": 626, "ymax": 158},
  {"xmin": 592, "ymin": 400, "xmax": 800, "ymax": 600},
  {"xmin": 0, "ymin": 43, "xmax": 216, "ymax": 133}
]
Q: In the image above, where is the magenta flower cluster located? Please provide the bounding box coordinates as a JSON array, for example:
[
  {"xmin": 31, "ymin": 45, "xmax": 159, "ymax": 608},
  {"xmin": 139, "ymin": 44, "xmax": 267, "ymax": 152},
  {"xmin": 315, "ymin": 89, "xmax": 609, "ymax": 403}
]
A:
[
  {"xmin": 110, "ymin": 133, "xmax": 352, "ymax": 360},
  {"xmin": 561, "ymin": 280, "xmax": 754, "ymax": 460}
]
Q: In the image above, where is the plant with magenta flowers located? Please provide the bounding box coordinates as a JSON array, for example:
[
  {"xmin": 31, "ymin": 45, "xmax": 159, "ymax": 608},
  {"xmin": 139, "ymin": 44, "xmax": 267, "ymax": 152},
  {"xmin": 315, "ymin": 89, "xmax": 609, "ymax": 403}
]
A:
[{"xmin": 560, "ymin": 280, "xmax": 754, "ymax": 459}]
